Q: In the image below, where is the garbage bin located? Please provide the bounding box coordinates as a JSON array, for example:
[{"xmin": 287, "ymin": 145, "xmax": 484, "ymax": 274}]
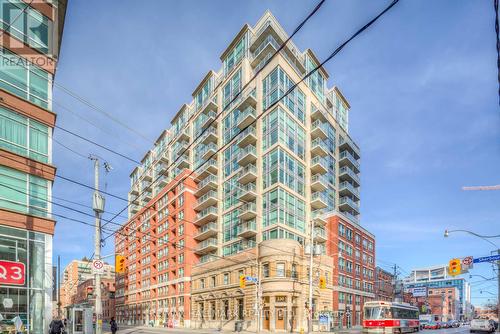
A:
[{"xmin": 235, "ymin": 321, "xmax": 243, "ymax": 332}]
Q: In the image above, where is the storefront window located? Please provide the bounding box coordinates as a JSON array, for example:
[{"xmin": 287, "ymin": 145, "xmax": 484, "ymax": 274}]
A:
[{"xmin": 0, "ymin": 225, "xmax": 50, "ymax": 334}]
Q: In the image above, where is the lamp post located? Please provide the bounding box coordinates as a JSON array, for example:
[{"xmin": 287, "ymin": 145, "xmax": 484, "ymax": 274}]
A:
[{"xmin": 444, "ymin": 229, "xmax": 499, "ymax": 330}]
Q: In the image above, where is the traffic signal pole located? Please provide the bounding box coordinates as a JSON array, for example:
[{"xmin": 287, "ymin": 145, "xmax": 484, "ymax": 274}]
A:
[{"xmin": 308, "ymin": 219, "xmax": 314, "ymax": 334}]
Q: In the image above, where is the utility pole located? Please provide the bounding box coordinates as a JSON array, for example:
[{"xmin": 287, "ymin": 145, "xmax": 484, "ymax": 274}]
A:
[
  {"xmin": 57, "ymin": 255, "xmax": 61, "ymax": 318},
  {"xmin": 392, "ymin": 264, "xmax": 400, "ymax": 302},
  {"xmin": 90, "ymin": 156, "xmax": 106, "ymax": 334},
  {"xmin": 308, "ymin": 219, "xmax": 314, "ymax": 334},
  {"xmin": 256, "ymin": 243, "xmax": 262, "ymax": 334}
]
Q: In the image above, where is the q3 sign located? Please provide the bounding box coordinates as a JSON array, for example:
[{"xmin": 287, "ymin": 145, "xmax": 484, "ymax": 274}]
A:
[{"xmin": 0, "ymin": 260, "xmax": 26, "ymax": 286}]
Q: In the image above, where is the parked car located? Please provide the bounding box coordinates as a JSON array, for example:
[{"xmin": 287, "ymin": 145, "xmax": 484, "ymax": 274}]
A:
[
  {"xmin": 450, "ymin": 320, "xmax": 461, "ymax": 328},
  {"xmin": 470, "ymin": 319, "xmax": 495, "ymax": 333},
  {"xmin": 426, "ymin": 322, "xmax": 440, "ymax": 329}
]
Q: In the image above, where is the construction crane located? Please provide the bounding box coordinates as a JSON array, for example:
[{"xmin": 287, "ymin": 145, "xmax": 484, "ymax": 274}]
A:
[{"xmin": 462, "ymin": 185, "xmax": 500, "ymax": 191}]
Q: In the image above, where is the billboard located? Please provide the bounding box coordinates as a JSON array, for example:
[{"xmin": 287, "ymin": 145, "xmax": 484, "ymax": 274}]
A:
[{"xmin": 412, "ymin": 287, "xmax": 427, "ymax": 297}]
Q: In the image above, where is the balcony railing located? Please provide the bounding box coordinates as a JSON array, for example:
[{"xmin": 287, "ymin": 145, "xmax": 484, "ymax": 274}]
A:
[
  {"xmin": 237, "ymin": 219, "xmax": 257, "ymax": 238},
  {"xmin": 238, "ymin": 164, "xmax": 257, "ymax": 184},
  {"xmin": 196, "ymin": 175, "xmax": 217, "ymax": 196},
  {"xmin": 194, "ymin": 222, "xmax": 218, "ymax": 241},
  {"xmin": 195, "ymin": 159, "xmax": 218, "ymax": 181},
  {"xmin": 339, "ymin": 166, "xmax": 360, "ymax": 186},
  {"xmin": 198, "ymin": 143, "xmax": 218, "ymax": 160},
  {"xmin": 195, "ymin": 238, "xmax": 218, "ymax": 254},
  {"xmin": 311, "ymin": 138, "xmax": 328, "ymax": 156},
  {"xmin": 311, "ymin": 156, "xmax": 328, "ymax": 174},
  {"xmin": 237, "ymin": 105, "xmax": 257, "ymax": 130},
  {"xmin": 314, "ymin": 227, "xmax": 327, "ymax": 242},
  {"xmin": 311, "ymin": 174, "xmax": 328, "ymax": 192},
  {"xmin": 238, "ymin": 202, "xmax": 257, "ymax": 220},
  {"xmin": 311, "ymin": 120, "xmax": 328, "ymax": 139},
  {"xmin": 238, "ymin": 125, "xmax": 257, "ymax": 147},
  {"xmin": 200, "ymin": 126, "xmax": 218, "ymax": 144},
  {"xmin": 339, "ymin": 181, "xmax": 360, "ymax": 200},
  {"xmin": 339, "ymin": 150, "xmax": 360, "ymax": 173},
  {"xmin": 238, "ymin": 182, "xmax": 257, "ymax": 202},
  {"xmin": 311, "ymin": 191, "xmax": 328, "ymax": 209},
  {"xmin": 339, "ymin": 136, "xmax": 361, "ymax": 159},
  {"xmin": 339, "ymin": 196, "xmax": 360, "ymax": 214},
  {"xmin": 195, "ymin": 206, "xmax": 218, "ymax": 225},
  {"xmin": 195, "ymin": 190, "xmax": 218, "ymax": 211},
  {"xmin": 237, "ymin": 145, "xmax": 257, "ymax": 166}
]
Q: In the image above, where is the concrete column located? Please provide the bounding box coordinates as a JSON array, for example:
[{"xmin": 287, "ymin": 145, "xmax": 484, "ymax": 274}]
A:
[{"xmin": 270, "ymin": 296, "xmax": 276, "ymax": 332}]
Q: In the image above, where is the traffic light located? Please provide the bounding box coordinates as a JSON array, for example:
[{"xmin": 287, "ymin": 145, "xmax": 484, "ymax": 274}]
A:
[
  {"xmin": 319, "ymin": 276, "xmax": 326, "ymax": 289},
  {"xmin": 86, "ymin": 286, "xmax": 94, "ymax": 299},
  {"xmin": 448, "ymin": 258, "xmax": 461, "ymax": 276},
  {"xmin": 116, "ymin": 255, "xmax": 126, "ymax": 273},
  {"xmin": 239, "ymin": 275, "xmax": 246, "ymax": 288}
]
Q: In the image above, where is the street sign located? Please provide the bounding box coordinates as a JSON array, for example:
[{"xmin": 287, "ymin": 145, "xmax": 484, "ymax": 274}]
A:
[
  {"xmin": 473, "ymin": 254, "xmax": 500, "ymax": 263},
  {"xmin": 92, "ymin": 260, "xmax": 104, "ymax": 274},
  {"xmin": 412, "ymin": 287, "xmax": 427, "ymax": 297},
  {"xmin": 462, "ymin": 256, "xmax": 473, "ymax": 266},
  {"xmin": 245, "ymin": 276, "xmax": 258, "ymax": 283},
  {"xmin": 0, "ymin": 260, "xmax": 25, "ymax": 286}
]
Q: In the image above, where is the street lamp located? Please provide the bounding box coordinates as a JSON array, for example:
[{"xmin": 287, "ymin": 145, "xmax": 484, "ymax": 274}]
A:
[{"xmin": 444, "ymin": 229, "xmax": 500, "ymax": 331}]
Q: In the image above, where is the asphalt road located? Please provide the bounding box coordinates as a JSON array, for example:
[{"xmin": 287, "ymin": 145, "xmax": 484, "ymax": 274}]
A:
[{"xmin": 102, "ymin": 325, "xmax": 473, "ymax": 334}]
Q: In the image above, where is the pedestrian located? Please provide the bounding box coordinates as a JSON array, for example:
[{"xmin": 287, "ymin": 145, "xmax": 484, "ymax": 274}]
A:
[
  {"xmin": 110, "ymin": 317, "xmax": 118, "ymax": 334},
  {"xmin": 49, "ymin": 317, "xmax": 64, "ymax": 334}
]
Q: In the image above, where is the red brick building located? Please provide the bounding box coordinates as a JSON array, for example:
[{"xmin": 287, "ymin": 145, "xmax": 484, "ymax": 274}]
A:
[
  {"xmin": 115, "ymin": 171, "xmax": 199, "ymax": 327},
  {"xmin": 327, "ymin": 215, "xmax": 376, "ymax": 328},
  {"xmin": 73, "ymin": 278, "xmax": 116, "ymax": 321},
  {"xmin": 375, "ymin": 267, "xmax": 394, "ymax": 301}
]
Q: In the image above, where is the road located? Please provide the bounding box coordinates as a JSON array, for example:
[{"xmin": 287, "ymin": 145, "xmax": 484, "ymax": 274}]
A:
[{"xmin": 103, "ymin": 325, "xmax": 473, "ymax": 334}]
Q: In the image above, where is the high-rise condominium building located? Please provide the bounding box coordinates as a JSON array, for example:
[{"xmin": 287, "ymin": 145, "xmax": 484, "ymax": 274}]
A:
[
  {"xmin": 116, "ymin": 11, "xmax": 371, "ymax": 331},
  {"xmin": 0, "ymin": 1, "xmax": 67, "ymax": 333}
]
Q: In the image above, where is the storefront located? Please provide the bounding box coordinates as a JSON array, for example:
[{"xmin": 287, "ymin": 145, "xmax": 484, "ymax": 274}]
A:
[{"xmin": 0, "ymin": 225, "xmax": 53, "ymax": 334}]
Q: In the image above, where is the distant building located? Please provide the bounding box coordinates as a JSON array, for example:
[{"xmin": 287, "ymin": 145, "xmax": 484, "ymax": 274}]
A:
[
  {"xmin": 428, "ymin": 287, "xmax": 460, "ymax": 321},
  {"xmin": 60, "ymin": 259, "xmax": 115, "ymax": 309},
  {"xmin": 73, "ymin": 277, "xmax": 116, "ymax": 322},
  {"xmin": 403, "ymin": 264, "xmax": 472, "ymax": 320},
  {"xmin": 374, "ymin": 267, "xmax": 394, "ymax": 301}
]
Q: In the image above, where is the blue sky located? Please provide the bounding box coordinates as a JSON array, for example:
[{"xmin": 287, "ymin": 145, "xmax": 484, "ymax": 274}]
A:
[{"xmin": 51, "ymin": 0, "xmax": 500, "ymax": 306}]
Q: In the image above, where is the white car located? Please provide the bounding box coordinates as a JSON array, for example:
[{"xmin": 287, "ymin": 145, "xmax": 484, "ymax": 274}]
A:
[{"xmin": 470, "ymin": 319, "xmax": 495, "ymax": 333}]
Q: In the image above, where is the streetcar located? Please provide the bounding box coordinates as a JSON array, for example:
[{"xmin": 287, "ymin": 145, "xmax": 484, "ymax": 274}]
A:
[{"xmin": 363, "ymin": 301, "xmax": 420, "ymax": 333}]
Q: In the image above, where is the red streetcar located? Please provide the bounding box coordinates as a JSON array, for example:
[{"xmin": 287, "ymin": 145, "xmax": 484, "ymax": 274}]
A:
[{"xmin": 363, "ymin": 301, "xmax": 420, "ymax": 333}]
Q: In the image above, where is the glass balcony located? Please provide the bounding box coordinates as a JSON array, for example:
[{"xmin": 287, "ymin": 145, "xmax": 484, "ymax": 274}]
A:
[
  {"xmin": 237, "ymin": 145, "xmax": 257, "ymax": 166},
  {"xmin": 311, "ymin": 191, "xmax": 328, "ymax": 209},
  {"xmin": 238, "ymin": 202, "xmax": 257, "ymax": 221},
  {"xmin": 339, "ymin": 136, "xmax": 360, "ymax": 159},
  {"xmin": 157, "ymin": 174, "xmax": 169, "ymax": 188},
  {"xmin": 130, "ymin": 204, "xmax": 140, "ymax": 214},
  {"xmin": 130, "ymin": 185, "xmax": 139, "ymax": 195},
  {"xmin": 199, "ymin": 95, "xmax": 218, "ymax": 115},
  {"xmin": 175, "ymin": 128, "xmax": 190, "ymax": 143},
  {"xmin": 339, "ymin": 150, "xmax": 360, "ymax": 173},
  {"xmin": 311, "ymin": 120, "xmax": 328, "ymax": 139},
  {"xmin": 342, "ymin": 211, "xmax": 359, "ymax": 224},
  {"xmin": 314, "ymin": 227, "xmax": 327, "ymax": 243},
  {"xmin": 339, "ymin": 196, "xmax": 360, "ymax": 215},
  {"xmin": 237, "ymin": 106, "xmax": 257, "ymax": 130},
  {"xmin": 311, "ymin": 104, "xmax": 327, "ymax": 121},
  {"xmin": 143, "ymin": 189, "xmax": 153, "ymax": 202},
  {"xmin": 311, "ymin": 156, "xmax": 328, "ymax": 174},
  {"xmin": 235, "ymin": 88, "xmax": 257, "ymax": 112},
  {"xmin": 195, "ymin": 175, "xmax": 217, "ymax": 196},
  {"xmin": 237, "ymin": 219, "xmax": 257, "ymax": 238},
  {"xmin": 200, "ymin": 126, "xmax": 218, "ymax": 145},
  {"xmin": 159, "ymin": 150, "xmax": 169, "ymax": 163},
  {"xmin": 250, "ymin": 34, "xmax": 279, "ymax": 67},
  {"xmin": 311, "ymin": 174, "xmax": 328, "ymax": 192},
  {"xmin": 311, "ymin": 210, "xmax": 327, "ymax": 226},
  {"xmin": 200, "ymin": 111, "xmax": 217, "ymax": 130},
  {"xmin": 199, "ymin": 143, "xmax": 218, "ymax": 160},
  {"xmin": 195, "ymin": 238, "xmax": 218, "ymax": 254},
  {"xmin": 195, "ymin": 159, "xmax": 218, "ymax": 181},
  {"xmin": 237, "ymin": 125, "xmax": 257, "ymax": 147},
  {"xmin": 174, "ymin": 154, "xmax": 190, "ymax": 170},
  {"xmin": 194, "ymin": 222, "xmax": 218, "ymax": 241},
  {"xmin": 142, "ymin": 169, "xmax": 153, "ymax": 181},
  {"xmin": 238, "ymin": 182, "xmax": 257, "ymax": 202},
  {"xmin": 238, "ymin": 164, "xmax": 257, "ymax": 184},
  {"xmin": 311, "ymin": 138, "xmax": 328, "ymax": 157},
  {"xmin": 195, "ymin": 206, "xmax": 218, "ymax": 226},
  {"xmin": 339, "ymin": 166, "xmax": 360, "ymax": 187},
  {"xmin": 339, "ymin": 181, "xmax": 360, "ymax": 201},
  {"xmin": 195, "ymin": 190, "xmax": 218, "ymax": 211}
]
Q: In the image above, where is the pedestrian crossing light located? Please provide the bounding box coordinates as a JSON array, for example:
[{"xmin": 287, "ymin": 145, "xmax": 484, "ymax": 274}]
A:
[
  {"xmin": 319, "ymin": 276, "xmax": 326, "ymax": 289},
  {"xmin": 448, "ymin": 258, "xmax": 461, "ymax": 276},
  {"xmin": 239, "ymin": 275, "xmax": 246, "ymax": 288},
  {"xmin": 116, "ymin": 255, "xmax": 126, "ymax": 273}
]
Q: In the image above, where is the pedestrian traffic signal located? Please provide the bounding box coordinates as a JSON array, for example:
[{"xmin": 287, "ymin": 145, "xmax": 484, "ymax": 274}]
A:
[
  {"xmin": 319, "ymin": 276, "xmax": 326, "ymax": 289},
  {"xmin": 448, "ymin": 258, "xmax": 461, "ymax": 276},
  {"xmin": 116, "ymin": 255, "xmax": 126, "ymax": 273},
  {"xmin": 239, "ymin": 275, "xmax": 246, "ymax": 288}
]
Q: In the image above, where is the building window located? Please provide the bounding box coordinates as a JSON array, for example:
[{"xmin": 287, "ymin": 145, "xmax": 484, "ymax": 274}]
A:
[
  {"xmin": 0, "ymin": 165, "xmax": 49, "ymax": 217},
  {"xmin": 0, "ymin": 47, "xmax": 51, "ymax": 109},
  {"xmin": 237, "ymin": 299, "xmax": 244, "ymax": 320},
  {"xmin": 276, "ymin": 262, "xmax": 285, "ymax": 277},
  {"xmin": 262, "ymin": 107, "xmax": 305, "ymax": 159},
  {"xmin": 223, "ymin": 273, "xmax": 229, "ymax": 285},
  {"xmin": 263, "ymin": 263, "xmax": 269, "ymax": 278},
  {"xmin": 223, "ymin": 68, "xmax": 242, "ymax": 107},
  {"xmin": 291, "ymin": 263, "xmax": 298, "ymax": 278},
  {"xmin": 0, "ymin": 106, "xmax": 49, "ymax": 163},
  {"xmin": 0, "ymin": 0, "xmax": 53, "ymax": 54},
  {"xmin": 223, "ymin": 35, "xmax": 246, "ymax": 75},
  {"xmin": 262, "ymin": 149, "xmax": 305, "ymax": 196},
  {"xmin": 211, "ymin": 276, "xmax": 216, "ymax": 287},
  {"xmin": 200, "ymin": 278, "xmax": 205, "ymax": 289}
]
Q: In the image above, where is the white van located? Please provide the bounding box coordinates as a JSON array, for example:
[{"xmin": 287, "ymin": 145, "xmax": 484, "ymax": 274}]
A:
[{"xmin": 470, "ymin": 319, "xmax": 495, "ymax": 333}]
